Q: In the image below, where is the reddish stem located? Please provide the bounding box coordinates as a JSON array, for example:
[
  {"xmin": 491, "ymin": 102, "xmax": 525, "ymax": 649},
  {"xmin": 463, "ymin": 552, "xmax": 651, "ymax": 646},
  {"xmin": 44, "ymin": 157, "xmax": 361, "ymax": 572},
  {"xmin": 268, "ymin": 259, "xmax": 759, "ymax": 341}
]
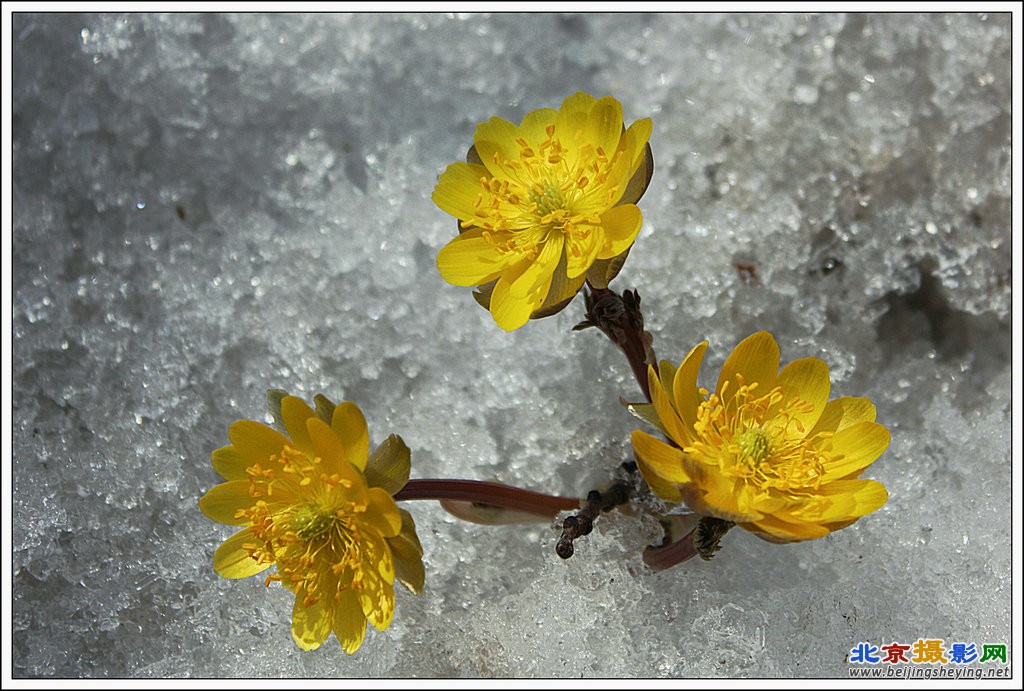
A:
[
  {"xmin": 642, "ymin": 529, "xmax": 699, "ymax": 570},
  {"xmin": 394, "ymin": 479, "xmax": 580, "ymax": 517}
]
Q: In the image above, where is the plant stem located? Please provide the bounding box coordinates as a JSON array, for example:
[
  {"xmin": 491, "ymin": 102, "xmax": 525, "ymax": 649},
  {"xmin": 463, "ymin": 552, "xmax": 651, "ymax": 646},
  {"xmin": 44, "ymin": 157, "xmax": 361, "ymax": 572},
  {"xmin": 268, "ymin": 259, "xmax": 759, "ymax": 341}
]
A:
[
  {"xmin": 394, "ymin": 478, "xmax": 580, "ymax": 517},
  {"xmin": 575, "ymin": 285, "xmax": 656, "ymax": 402}
]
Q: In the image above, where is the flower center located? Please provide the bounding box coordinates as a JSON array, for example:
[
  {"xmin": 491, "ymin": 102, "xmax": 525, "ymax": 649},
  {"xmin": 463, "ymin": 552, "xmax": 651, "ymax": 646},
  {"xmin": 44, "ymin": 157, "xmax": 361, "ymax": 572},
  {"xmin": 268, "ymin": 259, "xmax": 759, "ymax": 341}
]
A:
[
  {"xmin": 686, "ymin": 378, "xmax": 832, "ymax": 494},
  {"xmin": 529, "ymin": 181, "xmax": 567, "ymax": 217},
  {"xmin": 736, "ymin": 427, "xmax": 771, "ymax": 468},
  {"xmin": 237, "ymin": 445, "xmax": 377, "ymax": 608},
  {"xmin": 291, "ymin": 504, "xmax": 336, "ymax": 540}
]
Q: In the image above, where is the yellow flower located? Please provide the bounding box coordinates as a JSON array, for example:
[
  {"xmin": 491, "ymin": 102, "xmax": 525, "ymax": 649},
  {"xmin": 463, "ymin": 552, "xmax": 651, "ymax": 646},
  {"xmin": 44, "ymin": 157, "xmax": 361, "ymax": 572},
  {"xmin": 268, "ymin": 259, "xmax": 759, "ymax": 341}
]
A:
[
  {"xmin": 433, "ymin": 92, "xmax": 654, "ymax": 331},
  {"xmin": 199, "ymin": 394, "xmax": 424, "ymax": 653},
  {"xmin": 631, "ymin": 332, "xmax": 890, "ymax": 543}
]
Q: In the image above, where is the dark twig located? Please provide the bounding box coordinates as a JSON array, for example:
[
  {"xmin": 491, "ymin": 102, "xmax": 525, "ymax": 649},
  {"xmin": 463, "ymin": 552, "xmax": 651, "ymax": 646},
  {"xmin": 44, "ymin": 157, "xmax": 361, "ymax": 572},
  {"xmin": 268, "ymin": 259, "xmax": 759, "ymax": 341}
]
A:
[
  {"xmin": 574, "ymin": 286, "xmax": 656, "ymax": 402},
  {"xmin": 555, "ymin": 464, "xmax": 637, "ymax": 559}
]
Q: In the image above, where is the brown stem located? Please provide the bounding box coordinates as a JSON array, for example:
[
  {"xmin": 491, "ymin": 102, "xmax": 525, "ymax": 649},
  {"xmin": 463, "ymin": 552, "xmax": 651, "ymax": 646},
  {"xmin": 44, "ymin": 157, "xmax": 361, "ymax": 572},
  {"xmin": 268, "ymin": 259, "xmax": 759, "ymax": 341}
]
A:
[
  {"xmin": 394, "ymin": 479, "xmax": 580, "ymax": 517},
  {"xmin": 575, "ymin": 285, "xmax": 656, "ymax": 402},
  {"xmin": 643, "ymin": 517, "xmax": 735, "ymax": 570}
]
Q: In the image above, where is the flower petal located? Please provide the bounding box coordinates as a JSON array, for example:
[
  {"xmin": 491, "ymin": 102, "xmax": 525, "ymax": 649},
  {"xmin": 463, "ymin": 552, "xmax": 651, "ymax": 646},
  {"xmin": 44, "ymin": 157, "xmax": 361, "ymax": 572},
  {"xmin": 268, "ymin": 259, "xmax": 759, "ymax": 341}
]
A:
[
  {"xmin": 211, "ymin": 445, "xmax": 250, "ymax": 481},
  {"xmin": 625, "ymin": 402, "xmax": 667, "ymax": 436},
  {"xmin": 332, "ymin": 589, "xmax": 368, "ymax": 654},
  {"xmin": 306, "ymin": 415, "xmax": 346, "ymax": 475},
  {"xmin": 773, "ymin": 356, "xmax": 830, "ymax": 435},
  {"xmin": 291, "ymin": 593, "xmax": 333, "ymax": 651},
  {"xmin": 331, "ymin": 402, "xmax": 370, "ymax": 471},
  {"xmin": 740, "ymin": 514, "xmax": 831, "ymax": 543},
  {"xmin": 820, "ymin": 421, "xmax": 890, "ymax": 482},
  {"xmin": 649, "ymin": 365, "xmax": 690, "ymax": 447},
  {"xmin": 809, "ymin": 396, "xmax": 877, "ymax": 436},
  {"xmin": 716, "ymin": 331, "xmax": 780, "ymax": 404},
  {"xmin": 623, "ymin": 117, "xmax": 654, "ymax": 172},
  {"xmin": 213, "ymin": 528, "xmax": 270, "ymax": 579},
  {"xmin": 431, "ymin": 160, "xmax": 491, "ymax": 221},
  {"xmin": 280, "ymin": 396, "xmax": 316, "ymax": 457},
  {"xmin": 436, "ymin": 227, "xmax": 517, "ymax": 287},
  {"xmin": 474, "ymin": 116, "xmax": 521, "ymax": 178},
  {"xmin": 518, "ymin": 107, "xmax": 558, "ymax": 146},
  {"xmin": 816, "ymin": 479, "xmax": 888, "ymax": 519},
  {"xmin": 363, "ymin": 487, "xmax": 402, "ymax": 539},
  {"xmin": 672, "ymin": 340, "xmax": 710, "ymax": 430},
  {"xmin": 509, "ymin": 232, "xmax": 563, "ymax": 298},
  {"xmin": 199, "ymin": 480, "xmax": 255, "ymax": 526},
  {"xmin": 489, "ymin": 267, "xmax": 546, "ymax": 331},
  {"xmin": 387, "ymin": 509, "xmax": 425, "ymax": 595},
  {"xmin": 228, "ymin": 420, "xmax": 289, "ymax": 465},
  {"xmin": 365, "ymin": 434, "xmax": 411, "ymax": 495},
  {"xmin": 360, "ymin": 579, "xmax": 395, "ymax": 632},
  {"xmin": 596, "ymin": 204, "xmax": 642, "ymax": 259},
  {"xmin": 584, "ymin": 95, "xmax": 624, "ymax": 160},
  {"xmin": 631, "ymin": 429, "xmax": 689, "ymax": 503},
  {"xmin": 619, "ymin": 141, "xmax": 654, "ymax": 206},
  {"xmin": 532, "ymin": 252, "xmax": 585, "ymax": 318}
]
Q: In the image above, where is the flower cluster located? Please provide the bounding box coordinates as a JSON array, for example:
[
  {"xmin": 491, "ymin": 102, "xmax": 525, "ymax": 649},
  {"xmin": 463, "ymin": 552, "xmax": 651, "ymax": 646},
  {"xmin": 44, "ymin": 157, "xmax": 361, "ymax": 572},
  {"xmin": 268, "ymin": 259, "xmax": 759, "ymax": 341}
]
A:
[
  {"xmin": 434, "ymin": 92, "xmax": 653, "ymax": 331},
  {"xmin": 199, "ymin": 394, "xmax": 423, "ymax": 653},
  {"xmin": 630, "ymin": 332, "xmax": 889, "ymax": 543},
  {"xmin": 201, "ymin": 92, "xmax": 893, "ymax": 657}
]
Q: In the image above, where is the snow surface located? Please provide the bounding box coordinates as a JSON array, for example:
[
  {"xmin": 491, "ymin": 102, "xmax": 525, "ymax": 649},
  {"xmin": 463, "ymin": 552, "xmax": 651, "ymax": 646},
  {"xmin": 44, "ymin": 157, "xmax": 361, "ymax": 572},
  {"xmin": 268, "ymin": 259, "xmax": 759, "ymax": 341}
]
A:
[{"xmin": 11, "ymin": 12, "xmax": 1013, "ymax": 678}]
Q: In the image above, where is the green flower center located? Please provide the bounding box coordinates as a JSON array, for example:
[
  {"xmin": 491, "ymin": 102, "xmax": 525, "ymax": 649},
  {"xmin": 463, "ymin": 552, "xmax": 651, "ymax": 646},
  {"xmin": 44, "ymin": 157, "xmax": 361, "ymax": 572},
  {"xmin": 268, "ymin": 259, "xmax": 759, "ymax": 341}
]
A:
[
  {"xmin": 529, "ymin": 182, "xmax": 567, "ymax": 217},
  {"xmin": 292, "ymin": 504, "xmax": 335, "ymax": 540},
  {"xmin": 737, "ymin": 427, "xmax": 771, "ymax": 467}
]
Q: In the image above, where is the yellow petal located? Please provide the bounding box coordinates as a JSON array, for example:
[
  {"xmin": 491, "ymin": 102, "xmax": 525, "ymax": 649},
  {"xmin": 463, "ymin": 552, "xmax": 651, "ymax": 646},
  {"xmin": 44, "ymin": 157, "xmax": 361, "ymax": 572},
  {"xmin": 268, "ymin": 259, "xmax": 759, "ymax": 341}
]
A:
[
  {"xmin": 584, "ymin": 95, "xmax": 624, "ymax": 159},
  {"xmin": 306, "ymin": 415, "xmax": 346, "ymax": 474},
  {"xmin": 365, "ymin": 434, "xmax": 411, "ymax": 496},
  {"xmin": 619, "ymin": 141, "xmax": 654, "ymax": 206},
  {"xmin": 388, "ymin": 509, "xmax": 425, "ymax": 595},
  {"xmin": 291, "ymin": 593, "xmax": 332, "ymax": 651},
  {"xmin": 564, "ymin": 223, "xmax": 601, "ymax": 279},
  {"xmin": 436, "ymin": 228, "xmax": 517, "ymax": 287},
  {"xmin": 682, "ymin": 473, "xmax": 761, "ymax": 523},
  {"xmin": 658, "ymin": 359, "xmax": 677, "ymax": 406},
  {"xmin": 332, "ymin": 589, "xmax": 368, "ymax": 654},
  {"xmin": 820, "ymin": 421, "xmax": 890, "ymax": 482},
  {"xmin": 773, "ymin": 357, "xmax": 830, "ymax": 435},
  {"xmin": 518, "ymin": 107, "xmax": 558, "ymax": 146},
  {"xmin": 489, "ymin": 269, "xmax": 541, "ymax": 331},
  {"xmin": 211, "ymin": 445, "xmax": 249, "ymax": 481},
  {"xmin": 509, "ymin": 232, "xmax": 563, "ymax": 298},
  {"xmin": 672, "ymin": 340, "xmax": 710, "ymax": 430},
  {"xmin": 716, "ymin": 331, "xmax": 780, "ymax": 404},
  {"xmin": 809, "ymin": 396, "xmax": 877, "ymax": 436},
  {"xmin": 330, "ymin": 402, "xmax": 370, "ymax": 471},
  {"xmin": 555, "ymin": 92, "xmax": 596, "ymax": 170},
  {"xmin": 213, "ymin": 528, "xmax": 270, "ymax": 579},
  {"xmin": 649, "ymin": 366, "xmax": 690, "ymax": 447},
  {"xmin": 533, "ymin": 252, "xmax": 586, "ymax": 317},
  {"xmin": 474, "ymin": 116, "xmax": 521, "ymax": 178},
  {"xmin": 596, "ymin": 204, "xmax": 642, "ymax": 259},
  {"xmin": 631, "ymin": 429, "xmax": 689, "ymax": 503},
  {"xmin": 739, "ymin": 514, "xmax": 831, "ymax": 543},
  {"xmin": 280, "ymin": 396, "xmax": 316, "ymax": 457},
  {"xmin": 363, "ymin": 487, "xmax": 402, "ymax": 539},
  {"xmin": 431, "ymin": 160, "xmax": 492, "ymax": 220},
  {"xmin": 228, "ymin": 420, "xmax": 289, "ymax": 465},
  {"xmin": 368, "ymin": 581, "xmax": 395, "ymax": 632},
  {"xmin": 199, "ymin": 480, "xmax": 255, "ymax": 526},
  {"xmin": 818, "ymin": 479, "xmax": 888, "ymax": 519},
  {"xmin": 623, "ymin": 117, "xmax": 653, "ymax": 171}
]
